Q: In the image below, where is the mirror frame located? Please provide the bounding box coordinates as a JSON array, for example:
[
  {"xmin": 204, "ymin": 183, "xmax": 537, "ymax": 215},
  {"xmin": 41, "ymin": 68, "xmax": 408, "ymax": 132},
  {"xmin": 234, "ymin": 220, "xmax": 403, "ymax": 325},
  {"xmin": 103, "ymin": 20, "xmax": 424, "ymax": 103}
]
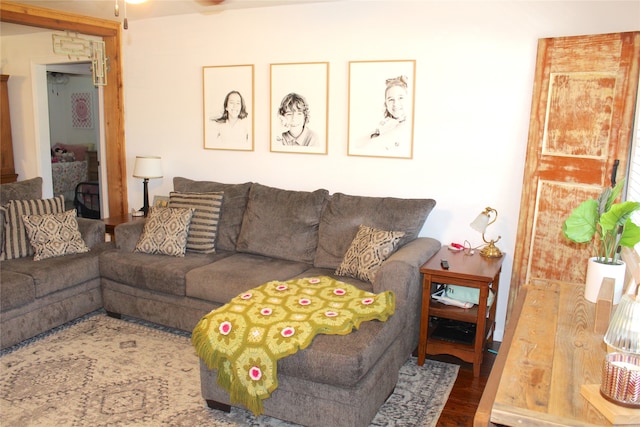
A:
[{"xmin": 1, "ymin": 1, "xmax": 128, "ymax": 217}]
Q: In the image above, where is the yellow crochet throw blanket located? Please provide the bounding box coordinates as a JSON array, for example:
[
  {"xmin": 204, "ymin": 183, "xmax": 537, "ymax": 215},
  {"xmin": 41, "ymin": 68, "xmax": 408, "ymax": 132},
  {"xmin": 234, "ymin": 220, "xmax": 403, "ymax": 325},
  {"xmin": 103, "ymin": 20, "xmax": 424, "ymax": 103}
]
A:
[{"xmin": 191, "ymin": 276, "xmax": 395, "ymax": 415}]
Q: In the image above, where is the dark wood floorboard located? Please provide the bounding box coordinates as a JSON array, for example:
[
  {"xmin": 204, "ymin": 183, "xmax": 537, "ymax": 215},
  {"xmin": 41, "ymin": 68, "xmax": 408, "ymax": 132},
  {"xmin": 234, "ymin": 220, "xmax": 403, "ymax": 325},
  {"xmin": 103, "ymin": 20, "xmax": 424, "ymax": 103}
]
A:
[{"xmin": 426, "ymin": 341, "xmax": 500, "ymax": 427}]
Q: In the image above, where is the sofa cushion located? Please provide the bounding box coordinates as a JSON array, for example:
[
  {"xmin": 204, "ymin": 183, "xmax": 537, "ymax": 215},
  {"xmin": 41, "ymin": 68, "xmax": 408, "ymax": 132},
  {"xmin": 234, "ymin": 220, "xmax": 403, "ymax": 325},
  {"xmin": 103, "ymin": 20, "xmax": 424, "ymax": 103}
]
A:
[
  {"xmin": 0, "ymin": 269, "xmax": 35, "ymax": 311},
  {"xmin": 100, "ymin": 250, "xmax": 224, "ymax": 297},
  {"xmin": 169, "ymin": 191, "xmax": 223, "ymax": 254},
  {"xmin": 134, "ymin": 207, "xmax": 195, "ymax": 257},
  {"xmin": 275, "ymin": 272, "xmax": 406, "ymax": 387},
  {"xmin": 22, "ymin": 210, "xmax": 90, "ymax": 261},
  {"xmin": 236, "ymin": 183, "xmax": 328, "ymax": 263},
  {"xmin": 186, "ymin": 253, "xmax": 311, "ymax": 304},
  {"xmin": 1, "ymin": 249, "xmax": 101, "ymax": 299},
  {"xmin": 314, "ymin": 193, "xmax": 436, "ymax": 269},
  {"xmin": 173, "ymin": 177, "xmax": 252, "ymax": 252},
  {"xmin": 0, "ymin": 177, "xmax": 43, "ymax": 206},
  {"xmin": 335, "ymin": 225, "xmax": 405, "ymax": 283},
  {"xmin": 1, "ymin": 195, "xmax": 65, "ymax": 261}
]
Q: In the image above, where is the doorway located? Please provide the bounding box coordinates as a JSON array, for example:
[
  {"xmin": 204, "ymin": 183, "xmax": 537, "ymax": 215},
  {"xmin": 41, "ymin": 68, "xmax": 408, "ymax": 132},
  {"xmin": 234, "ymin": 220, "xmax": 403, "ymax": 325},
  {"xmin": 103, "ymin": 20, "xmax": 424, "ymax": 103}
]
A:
[
  {"xmin": 1, "ymin": 1, "xmax": 128, "ymax": 218},
  {"xmin": 45, "ymin": 64, "xmax": 105, "ymax": 217}
]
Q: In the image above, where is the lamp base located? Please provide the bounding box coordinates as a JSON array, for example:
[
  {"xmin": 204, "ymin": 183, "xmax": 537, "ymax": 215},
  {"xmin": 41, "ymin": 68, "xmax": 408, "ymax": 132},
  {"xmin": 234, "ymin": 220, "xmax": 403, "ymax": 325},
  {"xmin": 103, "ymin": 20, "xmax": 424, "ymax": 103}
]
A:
[
  {"xmin": 142, "ymin": 178, "xmax": 150, "ymax": 217},
  {"xmin": 480, "ymin": 241, "xmax": 503, "ymax": 258}
]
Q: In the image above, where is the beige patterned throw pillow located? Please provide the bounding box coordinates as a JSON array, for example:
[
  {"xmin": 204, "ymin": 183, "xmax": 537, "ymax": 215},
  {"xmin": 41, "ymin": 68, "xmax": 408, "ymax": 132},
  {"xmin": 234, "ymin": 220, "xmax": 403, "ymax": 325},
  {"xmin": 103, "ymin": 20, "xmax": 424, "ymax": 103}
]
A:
[
  {"xmin": 169, "ymin": 191, "xmax": 223, "ymax": 254},
  {"xmin": 335, "ymin": 224, "xmax": 405, "ymax": 283},
  {"xmin": 1, "ymin": 195, "xmax": 65, "ymax": 260},
  {"xmin": 134, "ymin": 207, "xmax": 195, "ymax": 257},
  {"xmin": 22, "ymin": 209, "xmax": 89, "ymax": 261}
]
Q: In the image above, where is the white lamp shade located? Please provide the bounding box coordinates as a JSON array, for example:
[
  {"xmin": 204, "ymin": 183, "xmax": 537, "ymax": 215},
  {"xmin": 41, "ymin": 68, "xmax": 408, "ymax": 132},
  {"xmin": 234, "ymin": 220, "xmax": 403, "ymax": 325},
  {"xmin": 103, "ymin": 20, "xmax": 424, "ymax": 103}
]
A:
[
  {"xmin": 133, "ymin": 156, "xmax": 163, "ymax": 179},
  {"xmin": 470, "ymin": 212, "xmax": 490, "ymax": 233},
  {"xmin": 604, "ymin": 293, "xmax": 640, "ymax": 354}
]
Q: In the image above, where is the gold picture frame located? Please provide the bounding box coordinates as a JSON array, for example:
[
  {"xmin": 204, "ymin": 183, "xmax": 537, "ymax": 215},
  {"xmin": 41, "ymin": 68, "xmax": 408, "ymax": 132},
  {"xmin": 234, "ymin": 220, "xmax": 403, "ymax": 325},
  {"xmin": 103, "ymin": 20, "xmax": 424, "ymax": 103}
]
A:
[
  {"xmin": 203, "ymin": 64, "xmax": 255, "ymax": 151},
  {"xmin": 270, "ymin": 62, "xmax": 329, "ymax": 155},
  {"xmin": 153, "ymin": 195, "xmax": 169, "ymax": 208},
  {"xmin": 347, "ymin": 60, "xmax": 416, "ymax": 159}
]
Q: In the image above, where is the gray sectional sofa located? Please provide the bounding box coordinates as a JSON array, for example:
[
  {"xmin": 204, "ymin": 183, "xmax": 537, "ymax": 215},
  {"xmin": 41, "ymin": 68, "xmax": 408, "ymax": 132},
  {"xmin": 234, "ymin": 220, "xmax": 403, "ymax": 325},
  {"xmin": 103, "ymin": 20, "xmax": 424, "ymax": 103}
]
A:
[
  {"xmin": 1, "ymin": 176, "xmax": 439, "ymax": 427},
  {"xmin": 0, "ymin": 177, "xmax": 108, "ymax": 349},
  {"xmin": 100, "ymin": 177, "xmax": 440, "ymax": 427}
]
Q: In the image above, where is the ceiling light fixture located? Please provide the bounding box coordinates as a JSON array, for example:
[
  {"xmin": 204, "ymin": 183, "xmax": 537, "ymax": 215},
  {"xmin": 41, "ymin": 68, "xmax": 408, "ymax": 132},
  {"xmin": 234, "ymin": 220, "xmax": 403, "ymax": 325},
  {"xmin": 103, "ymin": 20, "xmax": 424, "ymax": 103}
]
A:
[{"xmin": 114, "ymin": 0, "xmax": 147, "ymax": 29}]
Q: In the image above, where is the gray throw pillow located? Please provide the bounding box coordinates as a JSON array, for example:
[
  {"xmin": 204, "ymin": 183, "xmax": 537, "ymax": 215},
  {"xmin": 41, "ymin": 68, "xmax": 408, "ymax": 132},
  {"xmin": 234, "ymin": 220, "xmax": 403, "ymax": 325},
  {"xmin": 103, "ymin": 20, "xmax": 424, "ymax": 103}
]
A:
[
  {"xmin": 173, "ymin": 177, "xmax": 251, "ymax": 252},
  {"xmin": 236, "ymin": 183, "xmax": 329, "ymax": 264},
  {"xmin": 314, "ymin": 192, "xmax": 436, "ymax": 269}
]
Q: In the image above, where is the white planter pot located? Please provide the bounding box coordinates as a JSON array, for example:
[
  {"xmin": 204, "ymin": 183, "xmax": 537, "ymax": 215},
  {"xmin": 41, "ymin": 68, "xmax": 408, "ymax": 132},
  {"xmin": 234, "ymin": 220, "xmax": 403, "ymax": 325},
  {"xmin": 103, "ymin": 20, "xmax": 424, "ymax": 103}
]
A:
[{"xmin": 585, "ymin": 257, "xmax": 625, "ymax": 304}]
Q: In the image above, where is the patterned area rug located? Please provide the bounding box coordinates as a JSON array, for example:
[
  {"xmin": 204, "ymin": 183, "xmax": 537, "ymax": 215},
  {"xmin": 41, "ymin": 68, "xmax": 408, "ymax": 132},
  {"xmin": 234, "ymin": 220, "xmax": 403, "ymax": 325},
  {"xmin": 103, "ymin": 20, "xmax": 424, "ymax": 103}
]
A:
[{"xmin": 0, "ymin": 311, "xmax": 458, "ymax": 426}]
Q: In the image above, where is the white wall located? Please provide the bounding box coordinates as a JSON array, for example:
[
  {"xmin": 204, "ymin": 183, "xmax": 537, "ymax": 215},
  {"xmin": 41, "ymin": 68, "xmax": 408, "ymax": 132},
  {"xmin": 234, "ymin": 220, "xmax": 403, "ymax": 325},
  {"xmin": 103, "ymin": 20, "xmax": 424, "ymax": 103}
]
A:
[
  {"xmin": 1, "ymin": 1, "xmax": 638, "ymax": 341},
  {"xmin": 121, "ymin": 1, "xmax": 638, "ymax": 340}
]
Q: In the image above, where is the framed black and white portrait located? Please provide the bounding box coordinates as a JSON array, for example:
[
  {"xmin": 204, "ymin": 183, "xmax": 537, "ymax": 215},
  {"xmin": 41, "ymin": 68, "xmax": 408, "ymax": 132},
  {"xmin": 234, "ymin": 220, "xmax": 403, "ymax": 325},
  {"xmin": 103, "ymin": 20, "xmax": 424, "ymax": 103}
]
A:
[
  {"xmin": 270, "ymin": 62, "xmax": 329, "ymax": 155},
  {"xmin": 348, "ymin": 60, "xmax": 416, "ymax": 159},
  {"xmin": 203, "ymin": 64, "xmax": 254, "ymax": 151}
]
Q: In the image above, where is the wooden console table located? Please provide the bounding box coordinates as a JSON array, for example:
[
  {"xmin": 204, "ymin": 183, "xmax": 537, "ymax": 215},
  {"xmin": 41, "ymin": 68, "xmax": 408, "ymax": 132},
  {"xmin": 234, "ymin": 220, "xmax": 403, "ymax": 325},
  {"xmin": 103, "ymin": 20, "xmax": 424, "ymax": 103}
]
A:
[{"xmin": 474, "ymin": 280, "xmax": 612, "ymax": 426}]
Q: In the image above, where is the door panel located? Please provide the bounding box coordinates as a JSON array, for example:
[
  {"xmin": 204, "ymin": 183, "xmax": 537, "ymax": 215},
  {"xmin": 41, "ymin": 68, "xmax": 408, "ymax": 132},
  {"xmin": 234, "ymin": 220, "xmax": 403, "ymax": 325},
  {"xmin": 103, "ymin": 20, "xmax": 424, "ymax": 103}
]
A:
[{"xmin": 510, "ymin": 32, "xmax": 640, "ymax": 318}]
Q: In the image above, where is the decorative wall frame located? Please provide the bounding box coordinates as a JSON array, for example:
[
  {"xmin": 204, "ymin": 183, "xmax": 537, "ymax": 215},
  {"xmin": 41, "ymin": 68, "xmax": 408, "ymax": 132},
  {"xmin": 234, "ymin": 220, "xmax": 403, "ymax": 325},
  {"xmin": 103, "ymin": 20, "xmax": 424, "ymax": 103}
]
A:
[
  {"xmin": 347, "ymin": 60, "xmax": 416, "ymax": 159},
  {"xmin": 270, "ymin": 62, "xmax": 329, "ymax": 154},
  {"xmin": 71, "ymin": 92, "xmax": 93, "ymax": 129},
  {"xmin": 153, "ymin": 195, "xmax": 169, "ymax": 208},
  {"xmin": 203, "ymin": 64, "xmax": 254, "ymax": 151}
]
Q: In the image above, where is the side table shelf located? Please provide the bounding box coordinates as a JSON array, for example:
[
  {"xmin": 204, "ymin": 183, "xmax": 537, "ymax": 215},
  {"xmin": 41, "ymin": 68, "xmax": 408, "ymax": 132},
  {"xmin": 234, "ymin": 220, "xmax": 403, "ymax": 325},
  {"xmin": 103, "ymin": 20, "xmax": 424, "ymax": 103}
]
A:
[{"xmin": 417, "ymin": 246, "xmax": 504, "ymax": 377}]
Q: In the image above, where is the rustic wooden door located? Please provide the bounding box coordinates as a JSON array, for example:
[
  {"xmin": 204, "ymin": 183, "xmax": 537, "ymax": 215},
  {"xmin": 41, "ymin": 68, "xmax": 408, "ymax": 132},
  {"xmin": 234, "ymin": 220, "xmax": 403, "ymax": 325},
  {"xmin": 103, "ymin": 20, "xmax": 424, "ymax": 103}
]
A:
[{"xmin": 510, "ymin": 32, "xmax": 640, "ymax": 317}]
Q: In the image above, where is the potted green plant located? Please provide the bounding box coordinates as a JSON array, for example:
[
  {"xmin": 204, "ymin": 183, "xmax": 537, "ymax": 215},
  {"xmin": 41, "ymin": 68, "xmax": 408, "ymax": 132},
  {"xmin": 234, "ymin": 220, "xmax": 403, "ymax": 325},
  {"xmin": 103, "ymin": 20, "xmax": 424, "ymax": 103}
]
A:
[{"xmin": 563, "ymin": 179, "xmax": 640, "ymax": 303}]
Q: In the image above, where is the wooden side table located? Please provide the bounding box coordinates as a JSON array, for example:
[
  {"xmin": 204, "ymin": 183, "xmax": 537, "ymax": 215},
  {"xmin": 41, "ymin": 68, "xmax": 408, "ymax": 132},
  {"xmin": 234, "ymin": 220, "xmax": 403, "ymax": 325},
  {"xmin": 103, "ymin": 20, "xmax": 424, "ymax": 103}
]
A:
[
  {"xmin": 417, "ymin": 246, "xmax": 504, "ymax": 377},
  {"xmin": 102, "ymin": 214, "xmax": 144, "ymax": 242}
]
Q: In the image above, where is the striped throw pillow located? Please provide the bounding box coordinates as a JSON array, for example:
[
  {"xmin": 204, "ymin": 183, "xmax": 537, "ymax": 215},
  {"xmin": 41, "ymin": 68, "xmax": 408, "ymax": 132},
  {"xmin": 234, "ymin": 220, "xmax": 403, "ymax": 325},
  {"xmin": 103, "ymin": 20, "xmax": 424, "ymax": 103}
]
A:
[
  {"xmin": 1, "ymin": 195, "xmax": 65, "ymax": 260},
  {"xmin": 169, "ymin": 191, "xmax": 223, "ymax": 254}
]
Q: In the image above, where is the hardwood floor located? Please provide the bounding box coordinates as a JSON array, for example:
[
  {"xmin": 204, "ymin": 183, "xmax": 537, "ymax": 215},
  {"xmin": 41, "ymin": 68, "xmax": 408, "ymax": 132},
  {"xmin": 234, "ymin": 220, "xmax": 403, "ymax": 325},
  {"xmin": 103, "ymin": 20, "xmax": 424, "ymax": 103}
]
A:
[{"xmin": 426, "ymin": 341, "xmax": 500, "ymax": 427}]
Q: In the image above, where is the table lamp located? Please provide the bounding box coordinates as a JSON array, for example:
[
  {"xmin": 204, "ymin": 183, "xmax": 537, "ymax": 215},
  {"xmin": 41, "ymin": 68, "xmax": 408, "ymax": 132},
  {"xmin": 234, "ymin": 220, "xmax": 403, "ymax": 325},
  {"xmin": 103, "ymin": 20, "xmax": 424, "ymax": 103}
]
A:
[
  {"xmin": 470, "ymin": 206, "xmax": 503, "ymax": 258},
  {"xmin": 601, "ymin": 282, "xmax": 640, "ymax": 407},
  {"xmin": 604, "ymin": 282, "xmax": 640, "ymax": 355},
  {"xmin": 132, "ymin": 156, "xmax": 162, "ymax": 217}
]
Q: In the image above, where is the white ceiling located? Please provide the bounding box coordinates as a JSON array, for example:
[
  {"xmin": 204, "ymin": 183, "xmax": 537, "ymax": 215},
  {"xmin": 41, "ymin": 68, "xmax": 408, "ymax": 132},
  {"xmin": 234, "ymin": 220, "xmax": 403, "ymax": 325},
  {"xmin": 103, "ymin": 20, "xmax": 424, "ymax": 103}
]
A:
[{"xmin": 1, "ymin": 0, "xmax": 338, "ymax": 34}]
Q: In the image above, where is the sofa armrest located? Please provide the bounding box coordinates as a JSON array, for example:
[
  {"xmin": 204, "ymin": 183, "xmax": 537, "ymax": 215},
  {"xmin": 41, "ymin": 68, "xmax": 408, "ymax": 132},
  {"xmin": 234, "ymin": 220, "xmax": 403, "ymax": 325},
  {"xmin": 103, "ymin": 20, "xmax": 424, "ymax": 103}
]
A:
[
  {"xmin": 373, "ymin": 237, "xmax": 440, "ymax": 350},
  {"xmin": 114, "ymin": 220, "xmax": 146, "ymax": 252},
  {"xmin": 77, "ymin": 217, "xmax": 106, "ymax": 248},
  {"xmin": 372, "ymin": 237, "xmax": 441, "ymax": 302}
]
